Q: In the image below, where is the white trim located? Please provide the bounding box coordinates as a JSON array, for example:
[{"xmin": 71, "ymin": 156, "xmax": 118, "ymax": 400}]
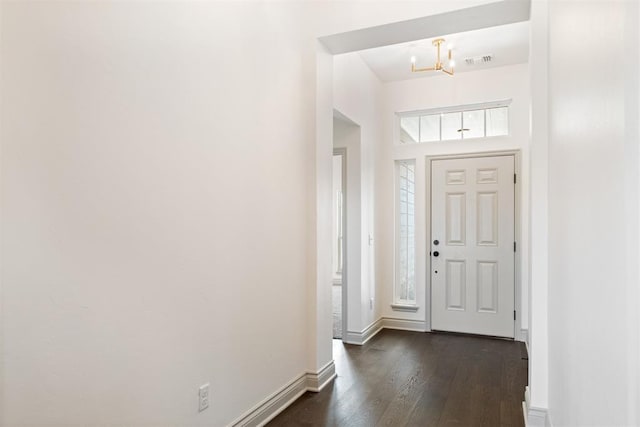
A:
[
  {"xmin": 230, "ymin": 374, "xmax": 307, "ymax": 427},
  {"xmin": 390, "ymin": 303, "xmax": 420, "ymax": 312},
  {"xmin": 394, "ymin": 159, "xmax": 417, "ymax": 305},
  {"xmin": 519, "ymin": 328, "xmax": 529, "ymax": 345},
  {"xmin": 344, "ymin": 318, "xmax": 384, "ymax": 345},
  {"xmin": 346, "ymin": 317, "xmax": 429, "ymax": 342},
  {"xmin": 382, "ymin": 317, "xmax": 428, "ymax": 332},
  {"xmin": 398, "ymin": 99, "xmax": 512, "ymax": 118},
  {"xmin": 528, "ymin": 0, "xmax": 550, "ymax": 411},
  {"xmin": 523, "ymin": 386, "xmax": 552, "ymax": 427},
  {"xmin": 306, "ymin": 360, "xmax": 337, "ymax": 392},
  {"xmin": 230, "ymin": 362, "xmax": 337, "ymax": 427}
]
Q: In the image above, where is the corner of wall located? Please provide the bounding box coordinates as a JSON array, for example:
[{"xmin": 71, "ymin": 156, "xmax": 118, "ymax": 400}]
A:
[
  {"xmin": 523, "ymin": 386, "xmax": 551, "ymax": 427},
  {"xmin": 343, "ymin": 317, "xmax": 384, "ymax": 345},
  {"xmin": 229, "ymin": 361, "xmax": 337, "ymax": 427},
  {"xmin": 311, "ymin": 39, "xmax": 335, "ymax": 374},
  {"xmin": 519, "ymin": 328, "xmax": 529, "ymax": 346}
]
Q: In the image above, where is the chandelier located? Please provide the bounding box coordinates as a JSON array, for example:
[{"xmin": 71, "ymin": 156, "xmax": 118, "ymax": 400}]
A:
[{"xmin": 410, "ymin": 38, "xmax": 455, "ymax": 76}]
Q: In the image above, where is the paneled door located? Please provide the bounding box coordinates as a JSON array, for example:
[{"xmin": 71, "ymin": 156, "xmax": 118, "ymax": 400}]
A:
[{"xmin": 431, "ymin": 155, "xmax": 515, "ymax": 338}]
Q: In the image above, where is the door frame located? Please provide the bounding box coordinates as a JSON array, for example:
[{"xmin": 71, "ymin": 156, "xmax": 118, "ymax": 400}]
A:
[
  {"xmin": 425, "ymin": 149, "xmax": 523, "ymax": 340},
  {"xmin": 333, "ymin": 147, "xmax": 348, "ymax": 341}
]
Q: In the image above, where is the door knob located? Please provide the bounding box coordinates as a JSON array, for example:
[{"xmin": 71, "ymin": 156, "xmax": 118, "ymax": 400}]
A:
[{"xmin": 433, "ymin": 251, "xmax": 440, "ymax": 257}]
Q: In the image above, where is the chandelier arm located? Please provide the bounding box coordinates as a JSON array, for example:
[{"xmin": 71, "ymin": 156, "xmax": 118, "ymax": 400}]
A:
[
  {"xmin": 442, "ymin": 68, "xmax": 454, "ymax": 76},
  {"xmin": 412, "ymin": 65, "xmax": 437, "ymax": 73}
]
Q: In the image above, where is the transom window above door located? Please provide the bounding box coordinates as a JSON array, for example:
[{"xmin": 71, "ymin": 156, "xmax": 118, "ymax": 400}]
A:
[{"xmin": 398, "ymin": 100, "xmax": 510, "ymax": 144}]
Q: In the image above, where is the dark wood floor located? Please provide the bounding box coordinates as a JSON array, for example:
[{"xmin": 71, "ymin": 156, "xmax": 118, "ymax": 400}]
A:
[{"xmin": 268, "ymin": 329, "xmax": 528, "ymax": 427}]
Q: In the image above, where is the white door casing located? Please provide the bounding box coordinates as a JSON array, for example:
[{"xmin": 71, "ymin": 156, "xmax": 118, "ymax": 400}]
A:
[{"xmin": 431, "ymin": 155, "xmax": 515, "ymax": 338}]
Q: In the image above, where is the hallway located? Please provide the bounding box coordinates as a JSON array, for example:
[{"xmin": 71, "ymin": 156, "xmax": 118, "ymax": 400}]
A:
[
  {"xmin": 332, "ymin": 284, "xmax": 342, "ymax": 339},
  {"xmin": 268, "ymin": 329, "xmax": 528, "ymax": 426}
]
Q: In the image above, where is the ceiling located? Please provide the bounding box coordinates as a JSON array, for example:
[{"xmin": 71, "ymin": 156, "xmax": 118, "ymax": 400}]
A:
[{"xmin": 357, "ymin": 21, "xmax": 530, "ymax": 82}]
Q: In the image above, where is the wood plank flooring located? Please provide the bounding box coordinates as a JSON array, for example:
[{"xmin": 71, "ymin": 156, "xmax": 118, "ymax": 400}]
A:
[{"xmin": 267, "ymin": 329, "xmax": 528, "ymax": 427}]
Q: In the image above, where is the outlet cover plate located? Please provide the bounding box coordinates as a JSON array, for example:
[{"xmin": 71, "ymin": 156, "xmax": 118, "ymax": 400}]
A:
[{"xmin": 199, "ymin": 383, "xmax": 210, "ymax": 412}]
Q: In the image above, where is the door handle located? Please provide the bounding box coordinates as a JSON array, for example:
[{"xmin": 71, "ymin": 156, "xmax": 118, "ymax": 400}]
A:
[{"xmin": 433, "ymin": 251, "xmax": 440, "ymax": 257}]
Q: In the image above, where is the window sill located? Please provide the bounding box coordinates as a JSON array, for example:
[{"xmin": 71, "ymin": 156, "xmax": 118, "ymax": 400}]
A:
[{"xmin": 390, "ymin": 303, "xmax": 419, "ymax": 313}]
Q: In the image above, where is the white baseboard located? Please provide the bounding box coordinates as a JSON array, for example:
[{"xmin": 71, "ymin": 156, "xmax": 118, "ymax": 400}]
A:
[
  {"xmin": 381, "ymin": 316, "xmax": 428, "ymax": 332},
  {"xmin": 523, "ymin": 330, "xmax": 530, "ymax": 357},
  {"xmin": 518, "ymin": 328, "xmax": 529, "ymax": 344},
  {"xmin": 230, "ymin": 361, "xmax": 336, "ymax": 427},
  {"xmin": 344, "ymin": 318, "xmax": 384, "ymax": 345},
  {"xmin": 344, "ymin": 317, "xmax": 427, "ymax": 344},
  {"xmin": 230, "ymin": 374, "xmax": 307, "ymax": 427},
  {"xmin": 306, "ymin": 360, "xmax": 337, "ymax": 392},
  {"xmin": 523, "ymin": 386, "xmax": 552, "ymax": 427}
]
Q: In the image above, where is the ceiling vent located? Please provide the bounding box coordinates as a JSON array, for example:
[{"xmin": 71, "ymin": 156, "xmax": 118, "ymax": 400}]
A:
[{"xmin": 465, "ymin": 55, "xmax": 493, "ymax": 66}]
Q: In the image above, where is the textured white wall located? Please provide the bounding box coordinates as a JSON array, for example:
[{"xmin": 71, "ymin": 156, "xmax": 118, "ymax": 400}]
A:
[
  {"xmin": 546, "ymin": 0, "xmax": 640, "ymax": 425},
  {"xmin": 377, "ymin": 64, "xmax": 530, "ymax": 333}
]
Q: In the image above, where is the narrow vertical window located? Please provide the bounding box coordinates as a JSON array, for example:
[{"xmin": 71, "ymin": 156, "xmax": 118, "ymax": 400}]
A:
[{"xmin": 396, "ymin": 160, "xmax": 416, "ymax": 303}]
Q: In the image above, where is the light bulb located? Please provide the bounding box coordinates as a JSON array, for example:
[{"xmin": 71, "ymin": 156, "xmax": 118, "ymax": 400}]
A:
[
  {"xmin": 449, "ymin": 59, "xmax": 456, "ymax": 68},
  {"xmin": 447, "ymin": 44, "xmax": 454, "ymax": 50},
  {"xmin": 410, "ymin": 55, "xmax": 416, "ymax": 64}
]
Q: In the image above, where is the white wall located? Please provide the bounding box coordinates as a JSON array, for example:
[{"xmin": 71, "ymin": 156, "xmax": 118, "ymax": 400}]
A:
[
  {"xmin": 1, "ymin": 1, "xmax": 500, "ymax": 425},
  {"xmin": 527, "ymin": 0, "xmax": 550, "ymax": 414},
  {"xmin": 377, "ymin": 64, "xmax": 530, "ymax": 335},
  {"xmin": 545, "ymin": 0, "xmax": 640, "ymax": 425},
  {"xmin": 333, "ymin": 53, "xmax": 385, "ymax": 335},
  {"xmin": 1, "ymin": 3, "xmax": 313, "ymax": 425}
]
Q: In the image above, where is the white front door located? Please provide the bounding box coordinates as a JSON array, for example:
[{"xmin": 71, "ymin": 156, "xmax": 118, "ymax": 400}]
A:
[{"xmin": 430, "ymin": 155, "xmax": 515, "ymax": 338}]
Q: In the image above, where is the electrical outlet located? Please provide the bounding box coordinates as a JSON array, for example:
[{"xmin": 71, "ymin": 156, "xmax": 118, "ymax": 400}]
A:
[{"xmin": 199, "ymin": 383, "xmax": 210, "ymax": 412}]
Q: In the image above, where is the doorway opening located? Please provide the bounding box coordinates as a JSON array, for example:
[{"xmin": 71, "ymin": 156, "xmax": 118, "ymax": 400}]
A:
[
  {"xmin": 316, "ymin": 0, "xmax": 532, "ymax": 372},
  {"xmin": 332, "ymin": 111, "xmax": 361, "ymax": 342},
  {"xmin": 332, "ymin": 149, "xmax": 345, "ymax": 339}
]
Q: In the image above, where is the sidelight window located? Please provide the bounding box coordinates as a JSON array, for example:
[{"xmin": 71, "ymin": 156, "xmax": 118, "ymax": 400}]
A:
[{"xmin": 395, "ymin": 160, "xmax": 416, "ymax": 304}]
